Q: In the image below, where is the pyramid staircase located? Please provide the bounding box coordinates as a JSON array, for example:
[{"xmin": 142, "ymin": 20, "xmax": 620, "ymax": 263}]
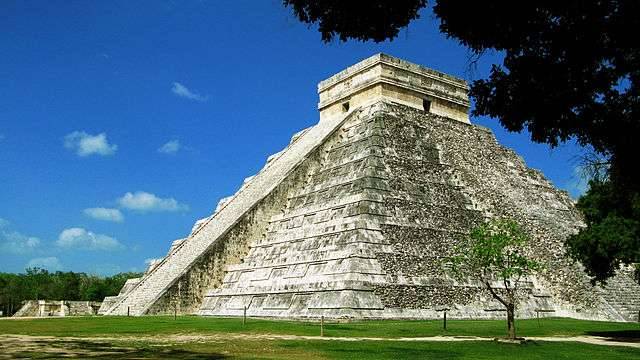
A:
[
  {"xmin": 598, "ymin": 266, "xmax": 640, "ymax": 321},
  {"xmin": 104, "ymin": 105, "xmax": 358, "ymax": 316}
]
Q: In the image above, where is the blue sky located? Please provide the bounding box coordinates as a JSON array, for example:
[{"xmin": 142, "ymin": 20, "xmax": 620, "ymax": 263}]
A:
[{"xmin": 0, "ymin": 1, "xmax": 588, "ymax": 275}]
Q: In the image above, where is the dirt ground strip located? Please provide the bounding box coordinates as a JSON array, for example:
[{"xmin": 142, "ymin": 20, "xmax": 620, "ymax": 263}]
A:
[
  {"xmin": 0, "ymin": 333, "xmax": 638, "ymax": 359},
  {"xmin": 0, "ymin": 335, "xmax": 138, "ymax": 359}
]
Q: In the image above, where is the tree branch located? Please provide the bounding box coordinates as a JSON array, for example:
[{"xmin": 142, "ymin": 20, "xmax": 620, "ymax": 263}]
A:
[{"xmin": 485, "ymin": 280, "xmax": 507, "ymax": 307}]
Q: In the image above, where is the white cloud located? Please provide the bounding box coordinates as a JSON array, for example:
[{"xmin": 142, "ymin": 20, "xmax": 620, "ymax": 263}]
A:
[
  {"xmin": 171, "ymin": 82, "xmax": 208, "ymax": 102},
  {"xmin": 27, "ymin": 257, "xmax": 63, "ymax": 271},
  {"xmin": 64, "ymin": 131, "xmax": 117, "ymax": 157},
  {"xmin": 158, "ymin": 139, "xmax": 181, "ymax": 154},
  {"xmin": 0, "ymin": 217, "xmax": 41, "ymax": 254},
  {"xmin": 57, "ymin": 227, "xmax": 124, "ymax": 251},
  {"xmin": 83, "ymin": 207, "xmax": 124, "ymax": 222},
  {"xmin": 117, "ymin": 191, "xmax": 189, "ymax": 212}
]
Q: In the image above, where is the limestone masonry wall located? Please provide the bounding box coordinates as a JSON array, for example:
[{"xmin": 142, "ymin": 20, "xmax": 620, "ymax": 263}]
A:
[
  {"xmin": 372, "ymin": 103, "xmax": 635, "ymax": 320},
  {"xmin": 14, "ymin": 300, "xmax": 101, "ymax": 317}
]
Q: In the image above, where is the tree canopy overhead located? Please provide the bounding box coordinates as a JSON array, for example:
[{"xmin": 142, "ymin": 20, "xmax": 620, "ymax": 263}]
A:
[
  {"xmin": 283, "ymin": 0, "xmax": 427, "ymax": 43},
  {"xmin": 283, "ymin": 0, "xmax": 640, "ymax": 283}
]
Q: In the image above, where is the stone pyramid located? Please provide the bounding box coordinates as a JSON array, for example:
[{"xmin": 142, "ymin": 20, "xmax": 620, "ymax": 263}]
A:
[{"xmin": 101, "ymin": 54, "xmax": 639, "ymax": 321}]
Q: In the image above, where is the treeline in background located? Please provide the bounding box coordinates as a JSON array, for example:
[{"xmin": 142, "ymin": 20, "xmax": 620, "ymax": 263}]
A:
[{"xmin": 0, "ymin": 268, "xmax": 141, "ymax": 316}]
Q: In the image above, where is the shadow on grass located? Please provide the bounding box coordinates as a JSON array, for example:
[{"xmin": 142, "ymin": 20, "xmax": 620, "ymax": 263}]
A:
[
  {"xmin": 8, "ymin": 339, "xmax": 227, "ymax": 359},
  {"xmin": 280, "ymin": 340, "xmax": 552, "ymax": 360},
  {"xmin": 585, "ymin": 330, "xmax": 640, "ymax": 343},
  {"xmin": 282, "ymin": 342, "xmax": 463, "ymax": 360}
]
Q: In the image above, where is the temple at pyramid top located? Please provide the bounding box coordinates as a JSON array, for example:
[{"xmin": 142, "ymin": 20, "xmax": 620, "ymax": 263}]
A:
[{"xmin": 318, "ymin": 53, "xmax": 471, "ymax": 123}]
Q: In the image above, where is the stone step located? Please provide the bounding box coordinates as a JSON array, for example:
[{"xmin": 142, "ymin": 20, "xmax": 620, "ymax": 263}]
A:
[{"xmin": 596, "ymin": 266, "xmax": 640, "ymax": 321}]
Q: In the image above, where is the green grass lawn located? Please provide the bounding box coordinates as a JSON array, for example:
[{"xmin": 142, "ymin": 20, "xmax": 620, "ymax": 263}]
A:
[
  {"xmin": 243, "ymin": 340, "xmax": 640, "ymax": 360},
  {"xmin": 288, "ymin": 340, "xmax": 640, "ymax": 359},
  {"xmin": 1, "ymin": 316, "xmax": 638, "ymax": 339},
  {"xmin": 1, "ymin": 317, "xmax": 638, "ymax": 359}
]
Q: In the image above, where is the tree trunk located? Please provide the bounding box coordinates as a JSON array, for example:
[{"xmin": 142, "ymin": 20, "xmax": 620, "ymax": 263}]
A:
[{"xmin": 506, "ymin": 303, "xmax": 516, "ymax": 340}]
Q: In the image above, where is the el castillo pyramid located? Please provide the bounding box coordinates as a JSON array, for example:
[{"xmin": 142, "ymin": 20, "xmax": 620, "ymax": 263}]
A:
[{"xmin": 100, "ymin": 54, "xmax": 639, "ymax": 321}]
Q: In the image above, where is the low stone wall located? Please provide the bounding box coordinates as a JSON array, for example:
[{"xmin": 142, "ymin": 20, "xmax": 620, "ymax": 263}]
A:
[
  {"xmin": 13, "ymin": 300, "xmax": 102, "ymax": 317},
  {"xmin": 12, "ymin": 300, "xmax": 39, "ymax": 317}
]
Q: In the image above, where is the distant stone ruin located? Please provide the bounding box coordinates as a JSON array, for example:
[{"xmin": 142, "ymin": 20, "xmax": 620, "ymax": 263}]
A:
[
  {"xmin": 99, "ymin": 54, "xmax": 639, "ymax": 321},
  {"xmin": 14, "ymin": 300, "xmax": 101, "ymax": 317}
]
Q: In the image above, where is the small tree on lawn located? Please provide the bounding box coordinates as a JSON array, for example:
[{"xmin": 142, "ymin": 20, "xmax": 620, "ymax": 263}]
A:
[{"xmin": 447, "ymin": 218, "xmax": 541, "ymax": 340}]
